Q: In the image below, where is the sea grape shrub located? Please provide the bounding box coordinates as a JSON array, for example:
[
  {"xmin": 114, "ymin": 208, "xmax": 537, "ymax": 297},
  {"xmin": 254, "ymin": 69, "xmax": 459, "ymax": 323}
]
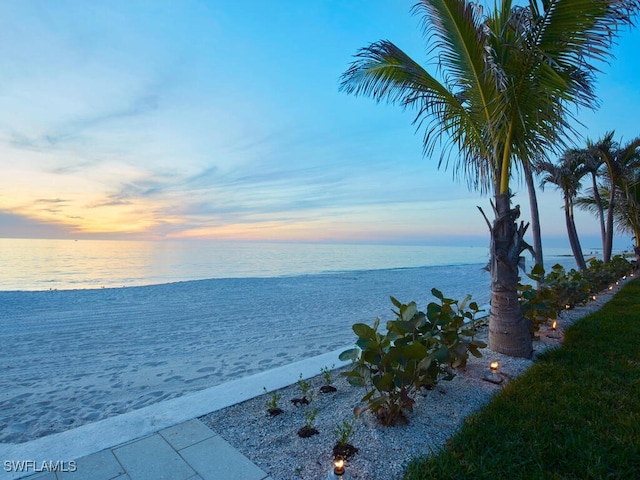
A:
[
  {"xmin": 340, "ymin": 290, "xmax": 486, "ymax": 426},
  {"xmin": 519, "ymin": 264, "xmax": 558, "ymax": 333},
  {"xmin": 543, "ymin": 264, "xmax": 591, "ymax": 309},
  {"xmin": 426, "ymin": 289, "xmax": 486, "ymax": 369},
  {"xmin": 519, "ymin": 256, "xmax": 633, "ymax": 333}
]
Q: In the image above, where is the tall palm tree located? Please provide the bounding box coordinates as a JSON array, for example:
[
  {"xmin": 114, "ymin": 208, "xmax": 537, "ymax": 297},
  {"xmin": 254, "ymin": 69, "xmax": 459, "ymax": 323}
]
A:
[
  {"xmin": 618, "ymin": 172, "xmax": 640, "ymax": 264},
  {"xmin": 539, "ymin": 152, "xmax": 588, "ymax": 269},
  {"xmin": 592, "ymin": 132, "xmax": 640, "ymax": 262},
  {"xmin": 340, "ymin": 0, "xmax": 639, "ymax": 357},
  {"xmin": 578, "ymin": 181, "xmax": 640, "ymax": 261}
]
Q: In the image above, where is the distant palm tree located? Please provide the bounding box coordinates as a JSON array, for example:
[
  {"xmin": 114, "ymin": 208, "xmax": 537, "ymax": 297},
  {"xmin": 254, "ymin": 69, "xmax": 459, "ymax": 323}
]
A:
[
  {"xmin": 577, "ymin": 133, "xmax": 640, "ymax": 262},
  {"xmin": 340, "ymin": 0, "xmax": 639, "ymax": 357},
  {"xmin": 539, "ymin": 152, "xmax": 588, "ymax": 269},
  {"xmin": 592, "ymin": 132, "xmax": 640, "ymax": 263}
]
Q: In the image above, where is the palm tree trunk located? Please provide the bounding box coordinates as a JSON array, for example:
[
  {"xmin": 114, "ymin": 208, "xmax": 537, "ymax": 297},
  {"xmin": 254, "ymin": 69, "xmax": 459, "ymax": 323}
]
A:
[
  {"xmin": 524, "ymin": 162, "xmax": 543, "ymax": 271},
  {"xmin": 565, "ymin": 198, "xmax": 587, "ymax": 270},
  {"xmin": 591, "ymin": 173, "xmax": 607, "ymax": 253},
  {"xmin": 604, "ymin": 185, "xmax": 616, "ymax": 263},
  {"xmin": 487, "ymin": 193, "xmax": 532, "ymax": 358}
]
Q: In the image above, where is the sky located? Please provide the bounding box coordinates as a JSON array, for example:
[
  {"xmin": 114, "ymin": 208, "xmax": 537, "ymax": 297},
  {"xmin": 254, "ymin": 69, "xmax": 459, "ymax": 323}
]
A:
[{"xmin": 0, "ymin": 1, "xmax": 639, "ymax": 249}]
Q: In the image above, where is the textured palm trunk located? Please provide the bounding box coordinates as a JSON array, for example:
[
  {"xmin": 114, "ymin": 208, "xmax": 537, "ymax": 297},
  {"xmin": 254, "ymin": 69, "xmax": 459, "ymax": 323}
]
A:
[
  {"xmin": 565, "ymin": 199, "xmax": 587, "ymax": 270},
  {"xmin": 604, "ymin": 185, "xmax": 616, "ymax": 264},
  {"xmin": 524, "ymin": 162, "xmax": 543, "ymax": 270},
  {"xmin": 591, "ymin": 173, "xmax": 607, "ymax": 253},
  {"xmin": 487, "ymin": 193, "xmax": 532, "ymax": 358}
]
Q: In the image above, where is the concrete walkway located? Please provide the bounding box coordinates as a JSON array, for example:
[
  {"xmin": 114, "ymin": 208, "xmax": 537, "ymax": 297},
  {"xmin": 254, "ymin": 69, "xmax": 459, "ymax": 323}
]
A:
[
  {"xmin": 1, "ymin": 349, "xmax": 350, "ymax": 480},
  {"xmin": 25, "ymin": 419, "xmax": 270, "ymax": 480}
]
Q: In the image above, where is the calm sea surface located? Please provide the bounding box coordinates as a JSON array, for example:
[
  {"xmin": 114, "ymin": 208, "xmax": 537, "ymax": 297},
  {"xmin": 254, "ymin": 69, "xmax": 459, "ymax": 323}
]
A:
[{"xmin": 0, "ymin": 238, "xmax": 577, "ymax": 292}]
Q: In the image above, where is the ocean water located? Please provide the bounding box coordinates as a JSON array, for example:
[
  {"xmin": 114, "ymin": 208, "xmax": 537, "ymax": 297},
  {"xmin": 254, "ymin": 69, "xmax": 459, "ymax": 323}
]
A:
[{"xmin": 0, "ymin": 238, "xmax": 577, "ymax": 295}]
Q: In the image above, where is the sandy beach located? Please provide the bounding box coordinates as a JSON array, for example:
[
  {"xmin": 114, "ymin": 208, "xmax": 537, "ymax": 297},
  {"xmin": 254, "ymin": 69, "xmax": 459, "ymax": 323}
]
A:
[{"xmin": 0, "ymin": 265, "xmax": 489, "ymax": 444}]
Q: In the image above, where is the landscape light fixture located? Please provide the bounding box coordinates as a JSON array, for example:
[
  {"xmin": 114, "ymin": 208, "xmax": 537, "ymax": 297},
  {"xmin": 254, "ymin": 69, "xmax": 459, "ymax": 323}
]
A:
[
  {"xmin": 547, "ymin": 320, "xmax": 561, "ymax": 339},
  {"xmin": 327, "ymin": 456, "xmax": 351, "ymax": 479},
  {"xmin": 483, "ymin": 361, "xmax": 503, "ymax": 385}
]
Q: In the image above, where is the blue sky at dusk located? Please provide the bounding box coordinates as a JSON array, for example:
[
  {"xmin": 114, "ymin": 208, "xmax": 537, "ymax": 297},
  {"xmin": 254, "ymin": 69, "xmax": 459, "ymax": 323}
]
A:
[{"xmin": 0, "ymin": 1, "xmax": 638, "ymax": 249}]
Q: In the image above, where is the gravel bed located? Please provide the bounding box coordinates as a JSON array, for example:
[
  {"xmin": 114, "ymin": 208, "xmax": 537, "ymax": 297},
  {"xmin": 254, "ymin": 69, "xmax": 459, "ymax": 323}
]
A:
[{"xmin": 199, "ymin": 282, "xmax": 626, "ymax": 480}]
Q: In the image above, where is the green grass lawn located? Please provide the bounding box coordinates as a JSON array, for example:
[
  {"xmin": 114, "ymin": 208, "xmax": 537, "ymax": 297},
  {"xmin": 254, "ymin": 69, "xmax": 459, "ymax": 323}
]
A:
[{"xmin": 404, "ymin": 279, "xmax": 640, "ymax": 480}]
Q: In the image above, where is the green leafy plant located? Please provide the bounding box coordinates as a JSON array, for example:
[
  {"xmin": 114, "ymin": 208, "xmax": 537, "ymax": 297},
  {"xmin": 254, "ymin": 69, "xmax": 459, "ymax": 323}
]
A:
[
  {"xmin": 263, "ymin": 387, "xmax": 283, "ymax": 416},
  {"xmin": 334, "ymin": 418, "xmax": 356, "ymax": 447},
  {"xmin": 340, "ymin": 290, "xmax": 486, "ymax": 426},
  {"xmin": 519, "ymin": 257, "xmax": 633, "ymax": 334},
  {"xmin": 333, "ymin": 416, "xmax": 359, "ymax": 460},
  {"xmin": 297, "ymin": 406, "xmax": 319, "ymax": 438},
  {"xmin": 320, "ymin": 364, "xmax": 338, "ymax": 393},
  {"xmin": 321, "ymin": 365, "xmax": 335, "ymax": 385},
  {"xmin": 297, "ymin": 373, "xmax": 311, "ymax": 399},
  {"xmin": 519, "ymin": 264, "xmax": 558, "ymax": 334},
  {"xmin": 304, "ymin": 406, "xmax": 317, "ymax": 429},
  {"xmin": 425, "ymin": 289, "xmax": 486, "ymax": 369}
]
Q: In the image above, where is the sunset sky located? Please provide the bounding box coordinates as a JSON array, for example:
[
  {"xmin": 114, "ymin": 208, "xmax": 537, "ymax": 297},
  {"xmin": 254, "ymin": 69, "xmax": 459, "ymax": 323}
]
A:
[{"xmin": 0, "ymin": 1, "xmax": 638, "ymax": 248}]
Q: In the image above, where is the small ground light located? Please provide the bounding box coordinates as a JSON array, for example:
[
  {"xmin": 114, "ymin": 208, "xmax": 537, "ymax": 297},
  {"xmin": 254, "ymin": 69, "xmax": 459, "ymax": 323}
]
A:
[
  {"xmin": 548, "ymin": 320, "xmax": 560, "ymax": 339},
  {"xmin": 609, "ymin": 285, "xmax": 614, "ymax": 290},
  {"xmin": 591, "ymin": 295, "xmax": 597, "ymax": 301},
  {"xmin": 483, "ymin": 361, "xmax": 503, "ymax": 384},
  {"xmin": 565, "ymin": 304, "xmax": 570, "ymax": 310},
  {"xmin": 623, "ymin": 275, "xmax": 627, "ymax": 280},
  {"xmin": 327, "ymin": 456, "xmax": 351, "ymax": 479}
]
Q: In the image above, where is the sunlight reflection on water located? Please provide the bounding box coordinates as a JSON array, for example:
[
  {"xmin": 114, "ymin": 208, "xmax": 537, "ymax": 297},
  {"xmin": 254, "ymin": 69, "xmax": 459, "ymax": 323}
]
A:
[{"xmin": 0, "ymin": 238, "xmax": 578, "ymax": 292}]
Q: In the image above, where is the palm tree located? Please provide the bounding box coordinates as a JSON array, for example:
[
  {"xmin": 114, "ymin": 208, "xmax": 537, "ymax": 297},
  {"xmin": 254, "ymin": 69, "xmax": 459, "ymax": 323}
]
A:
[
  {"xmin": 592, "ymin": 132, "xmax": 640, "ymax": 262},
  {"xmin": 577, "ymin": 135, "xmax": 640, "ymax": 262},
  {"xmin": 539, "ymin": 152, "xmax": 588, "ymax": 269},
  {"xmin": 340, "ymin": 0, "xmax": 639, "ymax": 357},
  {"xmin": 618, "ymin": 172, "xmax": 640, "ymax": 264}
]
